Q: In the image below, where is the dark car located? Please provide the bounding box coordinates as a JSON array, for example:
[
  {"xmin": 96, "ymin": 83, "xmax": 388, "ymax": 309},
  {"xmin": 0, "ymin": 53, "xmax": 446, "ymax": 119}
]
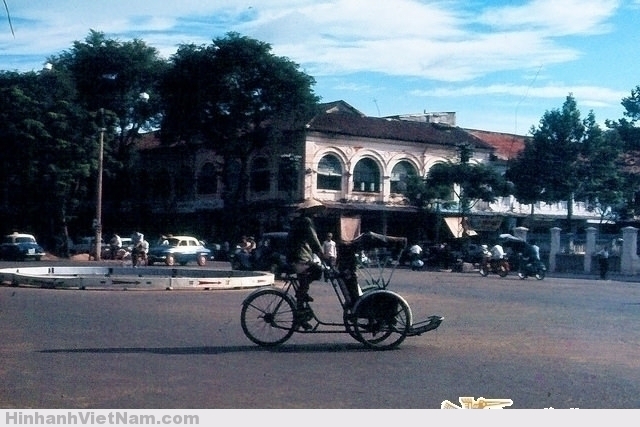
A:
[
  {"xmin": 0, "ymin": 232, "xmax": 46, "ymax": 261},
  {"xmin": 146, "ymin": 235, "xmax": 211, "ymax": 266},
  {"xmin": 230, "ymin": 232, "xmax": 289, "ymax": 275}
]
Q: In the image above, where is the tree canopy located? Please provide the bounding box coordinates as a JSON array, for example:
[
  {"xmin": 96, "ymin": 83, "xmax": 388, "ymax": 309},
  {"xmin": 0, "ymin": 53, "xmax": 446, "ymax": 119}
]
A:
[
  {"xmin": 407, "ymin": 143, "xmax": 512, "ymax": 214},
  {"xmin": 507, "ymin": 94, "xmax": 628, "ymax": 225},
  {"xmin": 160, "ymin": 32, "xmax": 320, "ymax": 221}
]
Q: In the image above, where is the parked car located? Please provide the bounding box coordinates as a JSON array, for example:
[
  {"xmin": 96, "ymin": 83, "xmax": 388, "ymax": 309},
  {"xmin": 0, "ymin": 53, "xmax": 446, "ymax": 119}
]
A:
[
  {"xmin": 201, "ymin": 240, "xmax": 224, "ymax": 261},
  {"xmin": 72, "ymin": 236, "xmax": 106, "ymax": 255},
  {"xmin": 146, "ymin": 235, "xmax": 211, "ymax": 266},
  {"xmin": 0, "ymin": 232, "xmax": 46, "ymax": 261},
  {"xmin": 230, "ymin": 231, "xmax": 289, "ymax": 275}
]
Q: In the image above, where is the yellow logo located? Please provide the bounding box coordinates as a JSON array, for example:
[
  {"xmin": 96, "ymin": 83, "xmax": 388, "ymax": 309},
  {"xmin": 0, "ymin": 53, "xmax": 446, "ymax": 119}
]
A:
[{"xmin": 441, "ymin": 396, "xmax": 513, "ymax": 409}]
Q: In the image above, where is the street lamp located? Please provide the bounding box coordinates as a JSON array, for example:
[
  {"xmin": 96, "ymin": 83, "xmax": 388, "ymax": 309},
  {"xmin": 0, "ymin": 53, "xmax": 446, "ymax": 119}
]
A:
[
  {"xmin": 94, "ymin": 108, "xmax": 106, "ymax": 261},
  {"xmin": 93, "ymin": 92, "xmax": 149, "ymax": 261}
]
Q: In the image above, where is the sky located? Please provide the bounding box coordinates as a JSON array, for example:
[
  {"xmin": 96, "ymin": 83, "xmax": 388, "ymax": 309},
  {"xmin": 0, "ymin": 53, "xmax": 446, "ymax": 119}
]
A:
[{"xmin": 2, "ymin": 0, "xmax": 639, "ymax": 135}]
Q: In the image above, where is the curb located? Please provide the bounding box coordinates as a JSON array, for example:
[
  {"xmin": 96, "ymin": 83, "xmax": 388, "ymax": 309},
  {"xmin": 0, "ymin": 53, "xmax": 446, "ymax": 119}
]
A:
[{"xmin": 0, "ymin": 266, "xmax": 274, "ymax": 290}]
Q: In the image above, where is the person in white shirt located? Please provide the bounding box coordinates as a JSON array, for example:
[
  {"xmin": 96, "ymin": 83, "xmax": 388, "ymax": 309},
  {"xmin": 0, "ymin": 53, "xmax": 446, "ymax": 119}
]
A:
[
  {"xmin": 408, "ymin": 243, "xmax": 424, "ymax": 270},
  {"xmin": 490, "ymin": 244, "xmax": 505, "ymax": 260},
  {"xmin": 322, "ymin": 232, "xmax": 337, "ymax": 268}
]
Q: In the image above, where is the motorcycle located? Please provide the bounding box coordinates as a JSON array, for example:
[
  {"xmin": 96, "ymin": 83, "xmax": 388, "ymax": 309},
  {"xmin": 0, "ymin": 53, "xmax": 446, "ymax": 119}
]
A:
[
  {"xmin": 479, "ymin": 256, "xmax": 510, "ymax": 277},
  {"xmin": 517, "ymin": 259, "xmax": 546, "ymax": 280}
]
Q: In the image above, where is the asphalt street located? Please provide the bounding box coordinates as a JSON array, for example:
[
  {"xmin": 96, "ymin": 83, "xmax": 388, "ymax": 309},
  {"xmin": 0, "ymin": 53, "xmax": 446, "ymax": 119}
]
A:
[{"xmin": 1, "ymin": 259, "xmax": 639, "ymax": 409}]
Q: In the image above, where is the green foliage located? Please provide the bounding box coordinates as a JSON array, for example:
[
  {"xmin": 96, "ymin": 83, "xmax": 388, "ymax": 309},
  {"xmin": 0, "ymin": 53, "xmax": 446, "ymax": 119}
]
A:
[
  {"xmin": 0, "ymin": 68, "xmax": 94, "ymax": 242},
  {"xmin": 508, "ymin": 94, "xmax": 628, "ymax": 223},
  {"xmin": 161, "ymin": 32, "xmax": 320, "ymax": 213},
  {"xmin": 408, "ymin": 143, "xmax": 512, "ymax": 213}
]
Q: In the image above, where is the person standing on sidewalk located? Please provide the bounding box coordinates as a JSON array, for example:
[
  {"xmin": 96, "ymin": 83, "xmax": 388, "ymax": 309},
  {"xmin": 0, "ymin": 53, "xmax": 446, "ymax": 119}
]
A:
[
  {"xmin": 322, "ymin": 232, "xmax": 337, "ymax": 268},
  {"xmin": 597, "ymin": 246, "xmax": 609, "ymax": 279}
]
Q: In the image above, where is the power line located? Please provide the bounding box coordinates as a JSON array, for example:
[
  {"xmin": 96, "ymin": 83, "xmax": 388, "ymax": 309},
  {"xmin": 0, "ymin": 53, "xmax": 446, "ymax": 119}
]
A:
[{"xmin": 514, "ymin": 64, "xmax": 542, "ymax": 135}]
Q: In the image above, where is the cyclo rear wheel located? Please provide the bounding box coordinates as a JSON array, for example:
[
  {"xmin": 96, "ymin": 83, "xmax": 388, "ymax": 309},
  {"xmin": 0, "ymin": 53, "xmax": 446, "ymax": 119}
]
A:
[
  {"xmin": 351, "ymin": 290, "xmax": 411, "ymax": 350},
  {"xmin": 241, "ymin": 288, "xmax": 296, "ymax": 347}
]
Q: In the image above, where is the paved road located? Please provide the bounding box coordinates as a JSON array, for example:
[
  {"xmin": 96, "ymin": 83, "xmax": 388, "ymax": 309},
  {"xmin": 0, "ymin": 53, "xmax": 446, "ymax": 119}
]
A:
[{"xmin": 1, "ymin": 260, "xmax": 639, "ymax": 409}]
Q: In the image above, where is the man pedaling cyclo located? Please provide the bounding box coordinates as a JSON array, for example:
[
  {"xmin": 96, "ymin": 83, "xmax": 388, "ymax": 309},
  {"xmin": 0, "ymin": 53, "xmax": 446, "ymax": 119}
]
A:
[{"xmin": 285, "ymin": 205, "xmax": 324, "ymax": 311}]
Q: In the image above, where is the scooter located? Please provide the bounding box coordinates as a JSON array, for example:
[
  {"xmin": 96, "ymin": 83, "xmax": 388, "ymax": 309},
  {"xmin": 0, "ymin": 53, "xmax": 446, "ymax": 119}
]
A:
[
  {"xmin": 479, "ymin": 256, "xmax": 510, "ymax": 277},
  {"xmin": 518, "ymin": 259, "xmax": 546, "ymax": 280}
]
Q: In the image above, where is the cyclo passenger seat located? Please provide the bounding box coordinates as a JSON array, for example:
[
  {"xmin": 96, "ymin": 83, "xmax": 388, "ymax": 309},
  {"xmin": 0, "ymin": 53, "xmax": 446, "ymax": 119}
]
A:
[{"xmin": 335, "ymin": 243, "xmax": 364, "ymax": 308}]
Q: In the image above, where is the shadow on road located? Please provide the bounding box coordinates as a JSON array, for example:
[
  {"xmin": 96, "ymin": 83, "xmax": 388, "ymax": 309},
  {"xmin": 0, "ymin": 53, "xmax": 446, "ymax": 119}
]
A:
[{"xmin": 39, "ymin": 342, "xmax": 371, "ymax": 355}]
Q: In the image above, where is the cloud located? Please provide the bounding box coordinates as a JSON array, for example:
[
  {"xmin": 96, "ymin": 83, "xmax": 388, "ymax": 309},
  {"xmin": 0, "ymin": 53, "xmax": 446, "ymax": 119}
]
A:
[
  {"xmin": 239, "ymin": 0, "xmax": 619, "ymax": 82},
  {"xmin": 1, "ymin": 0, "xmax": 623, "ymax": 80},
  {"xmin": 411, "ymin": 83, "xmax": 627, "ymax": 109},
  {"xmin": 477, "ymin": 0, "xmax": 620, "ymax": 36}
]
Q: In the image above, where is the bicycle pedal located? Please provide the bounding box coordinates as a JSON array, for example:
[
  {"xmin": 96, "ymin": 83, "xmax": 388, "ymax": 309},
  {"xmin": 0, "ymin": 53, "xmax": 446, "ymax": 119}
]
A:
[{"xmin": 297, "ymin": 320, "xmax": 313, "ymax": 331}]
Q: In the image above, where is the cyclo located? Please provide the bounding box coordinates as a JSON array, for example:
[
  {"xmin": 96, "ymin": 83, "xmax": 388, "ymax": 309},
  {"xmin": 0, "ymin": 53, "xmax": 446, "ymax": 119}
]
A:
[{"xmin": 240, "ymin": 232, "xmax": 444, "ymax": 350}]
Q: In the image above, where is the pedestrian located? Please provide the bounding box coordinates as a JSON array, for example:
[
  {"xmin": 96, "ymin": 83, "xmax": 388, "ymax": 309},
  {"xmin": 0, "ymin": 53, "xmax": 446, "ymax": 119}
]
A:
[
  {"xmin": 598, "ymin": 246, "xmax": 609, "ymax": 280},
  {"xmin": 322, "ymin": 232, "xmax": 337, "ymax": 268},
  {"xmin": 110, "ymin": 233, "xmax": 122, "ymax": 260},
  {"xmin": 408, "ymin": 242, "xmax": 424, "ymax": 270}
]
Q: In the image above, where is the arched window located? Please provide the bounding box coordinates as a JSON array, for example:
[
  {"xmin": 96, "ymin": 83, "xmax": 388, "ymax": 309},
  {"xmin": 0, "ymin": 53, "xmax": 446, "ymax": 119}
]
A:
[
  {"xmin": 251, "ymin": 157, "xmax": 270, "ymax": 193},
  {"xmin": 390, "ymin": 161, "xmax": 417, "ymax": 194},
  {"xmin": 278, "ymin": 154, "xmax": 300, "ymax": 194},
  {"xmin": 353, "ymin": 158, "xmax": 380, "ymax": 193},
  {"xmin": 176, "ymin": 166, "xmax": 194, "ymax": 199},
  {"xmin": 317, "ymin": 154, "xmax": 342, "ymax": 191},
  {"xmin": 197, "ymin": 162, "xmax": 217, "ymax": 195}
]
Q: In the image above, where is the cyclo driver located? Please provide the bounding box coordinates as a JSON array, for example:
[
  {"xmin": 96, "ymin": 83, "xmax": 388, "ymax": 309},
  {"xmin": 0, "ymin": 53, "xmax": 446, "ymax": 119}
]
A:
[{"xmin": 286, "ymin": 207, "xmax": 323, "ymax": 311}]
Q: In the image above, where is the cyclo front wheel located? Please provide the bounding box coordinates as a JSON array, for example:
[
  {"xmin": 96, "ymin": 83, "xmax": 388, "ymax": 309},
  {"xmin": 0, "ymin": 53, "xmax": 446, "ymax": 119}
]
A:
[
  {"xmin": 241, "ymin": 288, "xmax": 296, "ymax": 347},
  {"xmin": 352, "ymin": 290, "xmax": 411, "ymax": 350}
]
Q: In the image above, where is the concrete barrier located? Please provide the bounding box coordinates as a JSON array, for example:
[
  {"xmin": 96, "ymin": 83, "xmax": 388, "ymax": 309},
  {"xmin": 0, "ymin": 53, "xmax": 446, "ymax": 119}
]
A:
[{"xmin": 0, "ymin": 266, "xmax": 274, "ymax": 290}]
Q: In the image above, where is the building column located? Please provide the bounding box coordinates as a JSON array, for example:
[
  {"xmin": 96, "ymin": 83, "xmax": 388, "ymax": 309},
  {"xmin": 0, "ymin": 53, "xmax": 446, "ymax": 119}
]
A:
[
  {"xmin": 620, "ymin": 226, "xmax": 639, "ymax": 275},
  {"xmin": 549, "ymin": 227, "xmax": 561, "ymax": 273},
  {"xmin": 585, "ymin": 227, "xmax": 597, "ymax": 274}
]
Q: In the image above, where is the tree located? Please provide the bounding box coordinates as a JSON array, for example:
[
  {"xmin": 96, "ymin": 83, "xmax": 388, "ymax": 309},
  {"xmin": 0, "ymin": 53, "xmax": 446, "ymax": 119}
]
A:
[
  {"xmin": 0, "ymin": 68, "xmax": 94, "ymax": 251},
  {"xmin": 51, "ymin": 30, "xmax": 167, "ymax": 205},
  {"xmin": 161, "ymin": 32, "xmax": 319, "ymax": 234},
  {"xmin": 426, "ymin": 143, "xmax": 512, "ymax": 214},
  {"xmin": 606, "ymin": 86, "xmax": 640, "ymax": 218},
  {"xmin": 509, "ymin": 94, "xmax": 629, "ymax": 227},
  {"xmin": 407, "ymin": 143, "xmax": 512, "ymax": 222},
  {"xmin": 507, "ymin": 94, "xmax": 585, "ymax": 225},
  {"xmin": 577, "ymin": 113, "xmax": 625, "ymax": 224}
]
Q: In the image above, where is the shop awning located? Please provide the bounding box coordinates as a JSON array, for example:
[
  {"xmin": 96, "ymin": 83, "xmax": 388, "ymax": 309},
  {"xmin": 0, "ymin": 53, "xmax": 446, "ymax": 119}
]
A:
[{"xmin": 444, "ymin": 217, "xmax": 478, "ymax": 238}]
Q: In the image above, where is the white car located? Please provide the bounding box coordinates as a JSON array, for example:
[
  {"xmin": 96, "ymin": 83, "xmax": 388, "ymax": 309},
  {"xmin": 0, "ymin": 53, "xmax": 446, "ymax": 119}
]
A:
[
  {"xmin": 147, "ymin": 235, "xmax": 211, "ymax": 266},
  {"xmin": 0, "ymin": 232, "xmax": 46, "ymax": 261}
]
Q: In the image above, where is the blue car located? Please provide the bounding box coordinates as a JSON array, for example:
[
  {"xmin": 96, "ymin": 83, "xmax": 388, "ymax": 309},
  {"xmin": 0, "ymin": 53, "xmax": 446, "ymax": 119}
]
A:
[
  {"xmin": 0, "ymin": 232, "xmax": 46, "ymax": 261},
  {"xmin": 147, "ymin": 235, "xmax": 211, "ymax": 266}
]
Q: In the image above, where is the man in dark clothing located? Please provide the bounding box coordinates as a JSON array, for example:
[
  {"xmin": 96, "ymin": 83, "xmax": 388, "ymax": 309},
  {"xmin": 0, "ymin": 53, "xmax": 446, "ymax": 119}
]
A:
[
  {"xmin": 286, "ymin": 210, "xmax": 323, "ymax": 308},
  {"xmin": 598, "ymin": 246, "xmax": 609, "ymax": 280}
]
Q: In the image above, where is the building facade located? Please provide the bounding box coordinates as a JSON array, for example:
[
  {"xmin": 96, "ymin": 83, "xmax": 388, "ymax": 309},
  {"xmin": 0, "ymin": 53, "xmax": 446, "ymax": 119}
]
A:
[{"xmin": 131, "ymin": 100, "xmax": 602, "ymax": 244}]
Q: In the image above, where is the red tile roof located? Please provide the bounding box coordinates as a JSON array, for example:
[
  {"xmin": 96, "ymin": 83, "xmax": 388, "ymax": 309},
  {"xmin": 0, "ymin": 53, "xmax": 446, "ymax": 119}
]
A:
[{"xmin": 465, "ymin": 129, "xmax": 529, "ymax": 161}]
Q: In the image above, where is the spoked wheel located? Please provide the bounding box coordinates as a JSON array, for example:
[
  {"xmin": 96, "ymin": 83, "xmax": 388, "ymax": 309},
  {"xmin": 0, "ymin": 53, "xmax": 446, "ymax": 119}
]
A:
[
  {"xmin": 352, "ymin": 291, "xmax": 411, "ymax": 350},
  {"xmin": 343, "ymin": 309, "xmax": 362, "ymax": 343},
  {"xmin": 240, "ymin": 288, "xmax": 296, "ymax": 347},
  {"xmin": 535, "ymin": 269, "xmax": 546, "ymax": 280}
]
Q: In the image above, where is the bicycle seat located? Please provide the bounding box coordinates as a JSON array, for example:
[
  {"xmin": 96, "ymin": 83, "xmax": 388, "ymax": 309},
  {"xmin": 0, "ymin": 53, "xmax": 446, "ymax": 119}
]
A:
[{"xmin": 280, "ymin": 263, "xmax": 297, "ymax": 276}]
